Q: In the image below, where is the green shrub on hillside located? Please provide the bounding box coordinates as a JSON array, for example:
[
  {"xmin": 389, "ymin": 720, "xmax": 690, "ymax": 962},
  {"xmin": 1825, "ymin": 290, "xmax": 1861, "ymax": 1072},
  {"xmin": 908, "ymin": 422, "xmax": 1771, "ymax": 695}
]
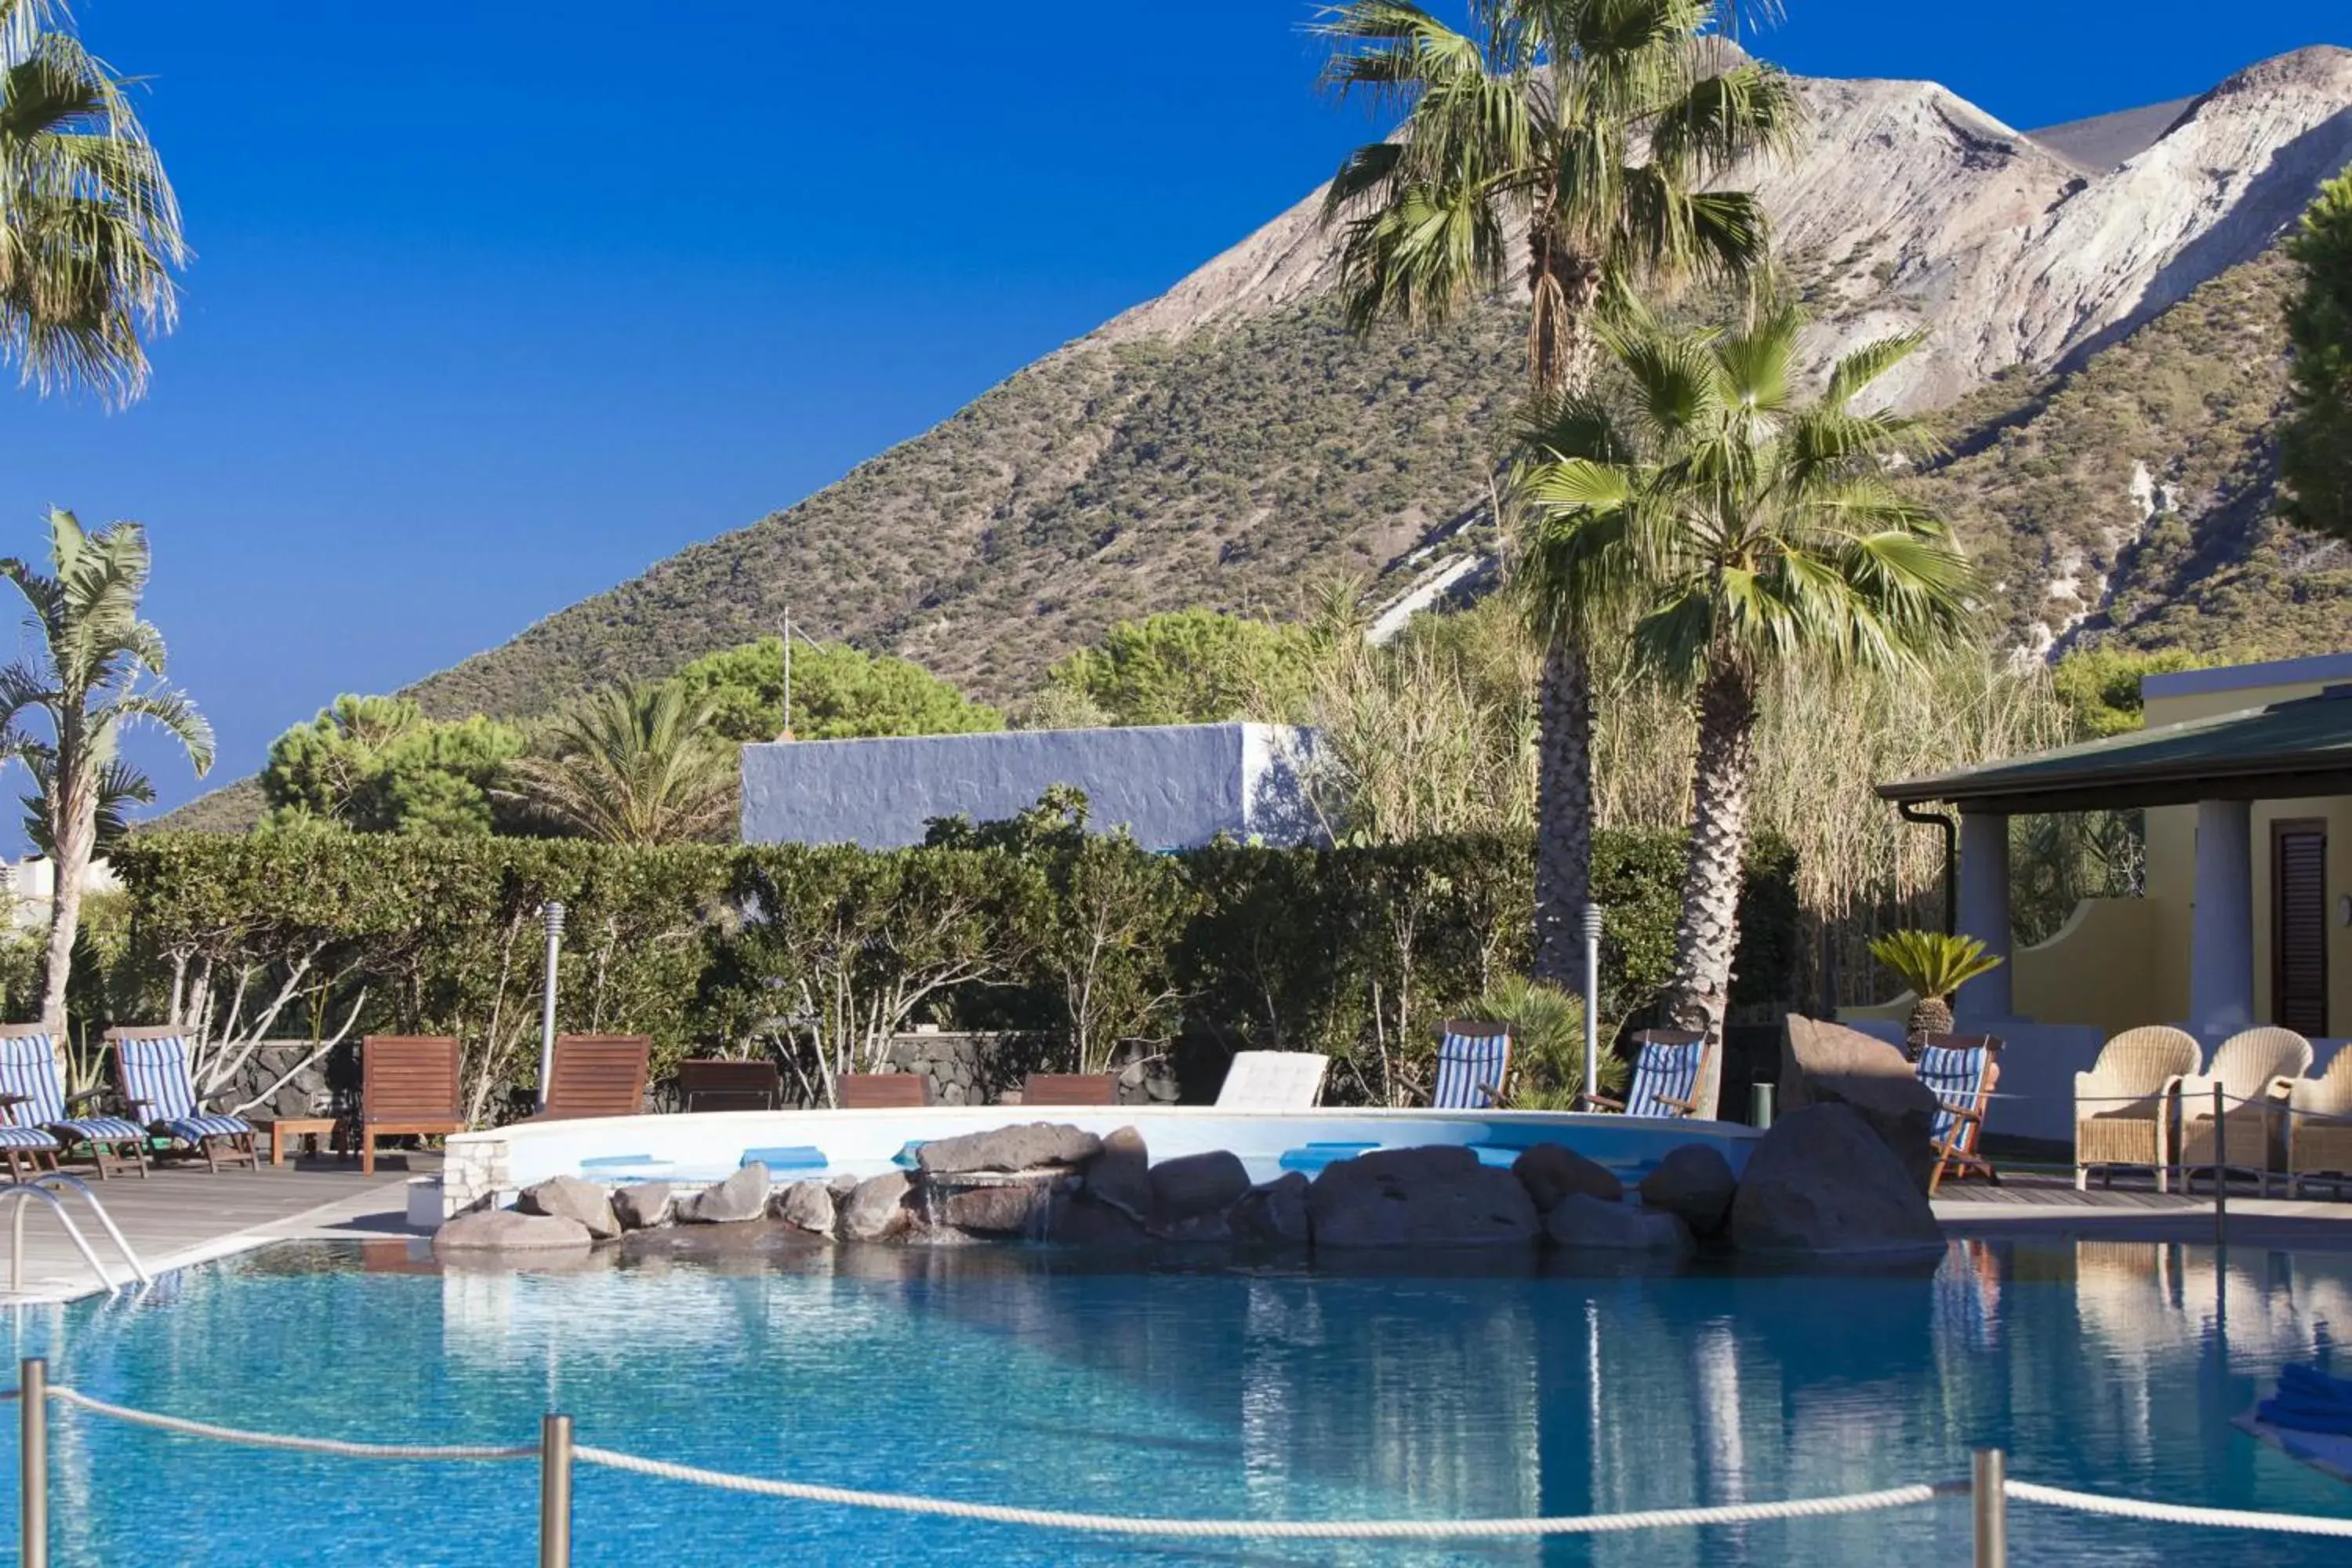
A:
[{"xmin": 673, "ymin": 638, "xmax": 1002, "ymax": 743}]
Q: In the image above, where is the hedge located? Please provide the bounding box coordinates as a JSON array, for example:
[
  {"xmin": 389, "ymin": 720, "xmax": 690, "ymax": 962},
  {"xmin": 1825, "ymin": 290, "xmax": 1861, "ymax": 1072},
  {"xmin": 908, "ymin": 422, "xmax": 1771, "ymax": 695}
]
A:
[{"xmin": 106, "ymin": 826, "xmax": 1800, "ymax": 1113}]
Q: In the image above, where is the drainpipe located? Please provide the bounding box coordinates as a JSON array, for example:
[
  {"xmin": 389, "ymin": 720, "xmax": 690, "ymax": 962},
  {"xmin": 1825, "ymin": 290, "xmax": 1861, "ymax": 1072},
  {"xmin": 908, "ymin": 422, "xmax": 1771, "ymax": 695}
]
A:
[{"xmin": 1898, "ymin": 802, "xmax": 1959, "ymax": 935}]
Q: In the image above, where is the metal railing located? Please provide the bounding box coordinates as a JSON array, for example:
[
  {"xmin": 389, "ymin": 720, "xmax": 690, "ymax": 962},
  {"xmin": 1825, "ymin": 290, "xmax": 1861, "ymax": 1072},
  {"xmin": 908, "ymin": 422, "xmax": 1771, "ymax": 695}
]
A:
[
  {"xmin": 1, "ymin": 1174, "xmax": 148, "ymax": 1294},
  {"xmin": 13, "ymin": 1357, "xmax": 2352, "ymax": 1567}
]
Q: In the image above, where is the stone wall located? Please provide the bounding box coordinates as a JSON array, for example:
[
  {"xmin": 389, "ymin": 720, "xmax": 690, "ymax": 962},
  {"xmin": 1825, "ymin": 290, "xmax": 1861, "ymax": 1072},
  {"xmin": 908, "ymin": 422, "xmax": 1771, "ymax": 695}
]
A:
[
  {"xmin": 884, "ymin": 1033, "xmax": 1180, "ymax": 1107},
  {"xmin": 217, "ymin": 1039, "xmax": 346, "ymax": 1119}
]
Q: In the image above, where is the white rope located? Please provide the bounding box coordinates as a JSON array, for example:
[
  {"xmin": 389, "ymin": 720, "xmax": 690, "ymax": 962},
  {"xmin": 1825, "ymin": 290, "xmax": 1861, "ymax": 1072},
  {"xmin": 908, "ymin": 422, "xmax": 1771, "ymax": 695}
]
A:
[
  {"xmin": 48, "ymin": 1386, "xmax": 534, "ymax": 1461},
  {"xmin": 571, "ymin": 1445, "xmax": 1951, "ymax": 1538},
  {"xmin": 2007, "ymin": 1481, "xmax": 2352, "ymax": 1537}
]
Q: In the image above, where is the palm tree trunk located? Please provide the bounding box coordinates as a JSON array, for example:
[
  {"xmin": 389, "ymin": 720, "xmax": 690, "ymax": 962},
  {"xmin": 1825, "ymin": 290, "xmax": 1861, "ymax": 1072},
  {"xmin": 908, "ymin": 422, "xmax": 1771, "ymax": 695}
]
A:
[
  {"xmin": 1532, "ymin": 636, "xmax": 1595, "ymax": 984},
  {"xmin": 38, "ymin": 809, "xmax": 94, "ymax": 1034},
  {"xmin": 1665, "ymin": 658, "xmax": 1760, "ymax": 1117}
]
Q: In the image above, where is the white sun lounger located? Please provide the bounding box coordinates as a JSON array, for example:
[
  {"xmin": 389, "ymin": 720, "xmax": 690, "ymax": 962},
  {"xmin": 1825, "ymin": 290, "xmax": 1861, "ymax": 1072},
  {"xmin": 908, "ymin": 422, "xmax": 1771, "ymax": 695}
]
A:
[{"xmin": 1215, "ymin": 1052, "xmax": 1328, "ymax": 1110}]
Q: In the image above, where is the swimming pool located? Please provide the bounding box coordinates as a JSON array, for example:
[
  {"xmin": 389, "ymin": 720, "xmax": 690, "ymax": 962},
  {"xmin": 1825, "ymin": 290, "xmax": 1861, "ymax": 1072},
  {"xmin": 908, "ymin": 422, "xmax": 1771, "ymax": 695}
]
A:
[{"xmin": 9, "ymin": 1237, "xmax": 2352, "ymax": 1564}]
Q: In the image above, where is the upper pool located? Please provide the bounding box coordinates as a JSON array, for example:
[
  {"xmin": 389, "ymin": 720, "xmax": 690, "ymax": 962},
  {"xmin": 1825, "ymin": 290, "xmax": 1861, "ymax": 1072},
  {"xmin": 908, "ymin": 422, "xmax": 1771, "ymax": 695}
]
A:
[{"xmin": 7, "ymin": 1237, "xmax": 2352, "ymax": 1564}]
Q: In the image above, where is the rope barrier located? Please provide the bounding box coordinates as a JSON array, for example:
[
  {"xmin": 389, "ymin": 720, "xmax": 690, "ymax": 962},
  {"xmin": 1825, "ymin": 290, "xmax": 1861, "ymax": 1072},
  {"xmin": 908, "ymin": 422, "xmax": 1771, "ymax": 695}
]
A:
[
  {"xmin": 47, "ymin": 1386, "xmax": 535, "ymax": 1461},
  {"xmin": 32, "ymin": 1379, "xmax": 2352, "ymax": 1543},
  {"xmin": 2008, "ymin": 1480, "xmax": 2352, "ymax": 1538},
  {"xmin": 570, "ymin": 1446, "xmax": 1953, "ymax": 1538}
]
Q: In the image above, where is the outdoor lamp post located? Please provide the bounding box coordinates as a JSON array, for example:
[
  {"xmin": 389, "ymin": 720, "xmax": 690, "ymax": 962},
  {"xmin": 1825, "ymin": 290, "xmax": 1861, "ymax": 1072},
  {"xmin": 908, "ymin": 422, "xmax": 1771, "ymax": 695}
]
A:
[
  {"xmin": 1582, "ymin": 905, "xmax": 1604, "ymax": 1108},
  {"xmin": 537, "ymin": 902, "xmax": 565, "ymax": 1110}
]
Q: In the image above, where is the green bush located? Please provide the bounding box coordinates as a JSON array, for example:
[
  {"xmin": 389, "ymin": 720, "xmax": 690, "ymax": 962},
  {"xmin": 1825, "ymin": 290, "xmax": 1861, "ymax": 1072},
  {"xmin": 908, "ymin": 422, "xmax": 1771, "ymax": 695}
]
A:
[{"xmin": 108, "ymin": 822, "xmax": 1801, "ymax": 1114}]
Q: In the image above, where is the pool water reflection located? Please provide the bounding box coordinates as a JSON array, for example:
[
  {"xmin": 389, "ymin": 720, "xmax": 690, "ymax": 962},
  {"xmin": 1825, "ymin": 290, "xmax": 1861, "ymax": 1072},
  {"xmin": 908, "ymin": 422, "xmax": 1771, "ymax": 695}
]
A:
[{"xmin": 7, "ymin": 1236, "xmax": 2352, "ymax": 1565}]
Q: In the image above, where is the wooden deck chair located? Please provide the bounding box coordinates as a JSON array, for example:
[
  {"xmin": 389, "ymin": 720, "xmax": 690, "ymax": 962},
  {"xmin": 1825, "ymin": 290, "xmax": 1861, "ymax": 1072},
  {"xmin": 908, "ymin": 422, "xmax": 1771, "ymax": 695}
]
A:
[
  {"xmin": 1215, "ymin": 1051, "xmax": 1328, "ymax": 1110},
  {"xmin": 1916, "ymin": 1033, "xmax": 2002, "ymax": 1195},
  {"xmin": 1433, "ymin": 1022, "xmax": 1512, "ymax": 1109},
  {"xmin": 2178, "ymin": 1026, "xmax": 2312, "ymax": 1196},
  {"xmin": 356, "ymin": 1036, "xmax": 466, "ymax": 1176},
  {"xmin": 2287, "ymin": 1050, "xmax": 2352, "ymax": 1198},
  {"xmin": 837, "ymin": 1073, "xmax": 933, "ymax": 1109},
  {"xmin": 1022, "ymin": 1073, "xmax": 1118, "ymax": 1106},
  {"xmin": 675, "ymin": 1058, "xmax": 782, "ymax": 1113},
  {"xmin": 107, "ymin": 1027, "xmax": 258, "ymax": 1174},
  {"xmin": 528, "ymin": 1035, "xmax": 652, "ymax": 1122},
  {"xmin": 0, "ymin": 1025, "xmax": 71, "ymax": 1181},
  {"xmin": 1580, "ymin": 1030, "xmax": 1708, "ymax": 1118},
  {"xmin": 2074, "ymin": 1025, "xmax": 2201, "ymax": 1192}
]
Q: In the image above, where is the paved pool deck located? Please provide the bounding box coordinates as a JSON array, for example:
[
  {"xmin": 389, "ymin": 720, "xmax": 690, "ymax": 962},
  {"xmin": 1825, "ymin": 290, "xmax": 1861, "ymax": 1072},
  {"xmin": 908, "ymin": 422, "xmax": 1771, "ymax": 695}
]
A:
[{"xmin": 0, "ymin": 1152, "xmax": 430, "ymax": 1304}]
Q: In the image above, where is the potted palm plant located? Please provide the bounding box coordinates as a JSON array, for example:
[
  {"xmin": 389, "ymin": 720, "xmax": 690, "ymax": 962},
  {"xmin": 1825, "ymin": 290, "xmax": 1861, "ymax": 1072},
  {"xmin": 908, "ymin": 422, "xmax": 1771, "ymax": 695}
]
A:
[{"xmin": 1867, "ymin": 931, "xmax": 2005, "ymax": 1046}]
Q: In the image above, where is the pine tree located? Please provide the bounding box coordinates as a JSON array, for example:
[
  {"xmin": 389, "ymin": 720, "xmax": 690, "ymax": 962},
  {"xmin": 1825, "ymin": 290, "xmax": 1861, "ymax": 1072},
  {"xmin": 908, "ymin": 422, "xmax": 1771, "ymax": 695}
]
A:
[{"xmin": 2281, "ymin": 169, "xmax": 2352, "ymax": 546}]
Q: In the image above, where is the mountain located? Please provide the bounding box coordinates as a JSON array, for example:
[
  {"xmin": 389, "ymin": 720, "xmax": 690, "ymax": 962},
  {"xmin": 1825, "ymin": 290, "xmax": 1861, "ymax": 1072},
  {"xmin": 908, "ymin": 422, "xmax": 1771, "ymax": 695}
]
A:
[{"xmin": 166, "ymin": 47, "xmax": 2352, "ymax": 830}]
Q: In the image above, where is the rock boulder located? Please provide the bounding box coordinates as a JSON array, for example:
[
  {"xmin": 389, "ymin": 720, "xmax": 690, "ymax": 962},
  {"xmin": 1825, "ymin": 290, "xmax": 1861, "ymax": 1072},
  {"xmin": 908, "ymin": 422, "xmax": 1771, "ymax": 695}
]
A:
[
  {"xmin": 1308, "ymin": 1145, "xmax": 1539, "ymax": 1249},
  {"xmin": 1513, "ymin": 1144, "xmax": 1623, "ymax": 1212},
  {"xmin": 516, "ymin": 1175, "xmax": 621, "ymax": 1241},
  {"xmin": 937, "ymin": 1178, "xmax": 1067, "ymax": 1235},
  {"xmin": 1545, "ymin": 1193, "xmax": 1692, "ymax": 1254},
  {"xmin": 1233, "ymin": 1172, "xmax": 1312, "ymax": 1246},
  {"xmin": 916, "ymin": 1123, "xmax": 1102, "ymax": 1176},
  {"xmin": 774, "ymin": 1178, "xmax": 837, "ymax": 1236},
  {"xmin": 1084, "ymin": 1127, "xmax": 1152, "ymax": 1222},
  {"xmin": 611, "ymin": 1183, "xmax": 673, "ymax": 1232},
  {"xmin": 840, "ymin": 1172, "xmax": 917, "ymax": 1242},
  {"xmin": 1727, "ymin": 1103, "xmax": 1944, "ymax": 1255},
  {"xmin": 434, "ymin": 1208, "xmax": 594, "ymax": 1252},
  {"xmin": 1780, "ymin": 1014, "xmax": 1940, "ymax": 1192},
  {"xmin": 1149, "ymin": 1151, "xmax": 1251, "ymax": 1236},
  {"xmin": 679, "ymin": 1164, "xmax": 771, "ymax": 1224},
  {"xmin": 1639, "ymin": 1145, "xmax": 1740, "ymax": 1237}
]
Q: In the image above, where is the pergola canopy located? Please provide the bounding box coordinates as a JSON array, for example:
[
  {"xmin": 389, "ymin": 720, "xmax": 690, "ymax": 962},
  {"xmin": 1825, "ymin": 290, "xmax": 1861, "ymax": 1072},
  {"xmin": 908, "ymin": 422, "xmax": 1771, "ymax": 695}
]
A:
[{"xmin": 1878, "ymin": 683, "xmax": 2352, "ymax": 815}]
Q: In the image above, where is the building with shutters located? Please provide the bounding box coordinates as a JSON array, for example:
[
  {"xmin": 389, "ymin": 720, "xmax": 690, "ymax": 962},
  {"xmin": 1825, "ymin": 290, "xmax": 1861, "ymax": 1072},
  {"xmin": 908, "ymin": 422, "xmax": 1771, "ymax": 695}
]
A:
[{"xmin": 1856, "ymin": 652, "xmax": 2350, "ymax": 1141}]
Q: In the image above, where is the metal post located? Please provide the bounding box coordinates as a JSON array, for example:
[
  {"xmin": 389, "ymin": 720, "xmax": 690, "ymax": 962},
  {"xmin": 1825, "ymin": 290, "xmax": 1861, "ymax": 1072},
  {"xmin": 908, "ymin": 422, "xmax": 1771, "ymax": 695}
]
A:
[
  {"xmin": 1971, "ymin": 1447, "xmax": 2006, "ymax": 1568},
  {"xmin": 1749, "ymin": 1082, "xmax": 1775, "ymax": 1131},
  {"xmin": 1581, "ymin": 905, "xmax": 1604, "ymax": 1106},
  {"xmin": 2213, "ymin": 1081, "xmax": 2227, "ymax": 1245},
  {"xmin": 20, "ymin": 1357, "xmax": 46, "ymax": 1568},
  {"xmin": 539, "ymin": 1412, "xmax": 573, "ymax": 1568},
  {"xmin": 536, "ymin": 903, "xmax": 565, "ymax": 1111}
]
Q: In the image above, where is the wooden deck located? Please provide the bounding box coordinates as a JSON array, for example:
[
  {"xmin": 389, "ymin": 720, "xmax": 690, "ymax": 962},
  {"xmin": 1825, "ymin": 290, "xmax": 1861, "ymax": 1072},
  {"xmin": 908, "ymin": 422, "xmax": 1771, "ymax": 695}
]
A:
[
  {"xmin": 1936, "ymin": 1167, "xmax": 2352, "ymax": 1248},
  {"xmin": 1, "ymin": 1152, "xmax": 430, "ymax": 1302}
]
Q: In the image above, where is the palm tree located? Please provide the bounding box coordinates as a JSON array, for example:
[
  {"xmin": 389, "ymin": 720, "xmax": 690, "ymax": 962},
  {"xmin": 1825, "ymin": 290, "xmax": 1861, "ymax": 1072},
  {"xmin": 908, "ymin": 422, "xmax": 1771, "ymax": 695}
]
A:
[
  {"xmin": 0, "ymin": 0, "xmax": 185, "ymax": 404},
  {"xmin": 504, "ymin": 681, "xmax": 735, "ymax": 844},
  {"xmin": 0, "ymin": 508, "xmax": 212, "ymax": 1031},
  {"xmin": 1316, "ymin": 0, "xmax": 1796, "ymax": 982},
  {"xmin": 1523, "ymin": 309, "xmax": 1975, "ymax": 1112}
]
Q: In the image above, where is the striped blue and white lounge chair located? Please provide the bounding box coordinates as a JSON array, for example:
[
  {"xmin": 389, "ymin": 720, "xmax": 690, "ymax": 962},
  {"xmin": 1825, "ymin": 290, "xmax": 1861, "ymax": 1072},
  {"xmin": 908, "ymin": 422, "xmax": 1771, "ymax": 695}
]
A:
[
  {"xmin": 1580, "ymin": 1030, "xmax": 1708, "ymax": 1118},
  {"xmin": 108, "ymin": 1028, "xmax": 259, "ymax": 1174},
  {"xmin": 1433, "ymin": 1022, "xmax": 1512, "ymax": 1109},
  {"xmin": 1915, "ymin": 1033, "xmax": 2002, "ymax": 1196},
  {"xmin": 0, "ymin": 1027, "xmax": 147, "ymax": 1179}
]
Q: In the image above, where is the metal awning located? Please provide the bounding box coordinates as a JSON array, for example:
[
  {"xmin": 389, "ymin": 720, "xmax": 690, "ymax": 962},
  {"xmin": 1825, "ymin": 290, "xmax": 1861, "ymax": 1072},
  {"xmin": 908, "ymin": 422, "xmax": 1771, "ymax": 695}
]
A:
[{"xmin": 1878, "ymin": 683, "xmax": 2352, "ymax": 815}]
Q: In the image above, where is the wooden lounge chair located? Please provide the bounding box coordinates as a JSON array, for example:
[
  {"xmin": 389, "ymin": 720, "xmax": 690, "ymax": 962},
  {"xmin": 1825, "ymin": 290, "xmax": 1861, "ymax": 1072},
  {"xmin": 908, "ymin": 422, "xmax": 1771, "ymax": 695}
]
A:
[
  {"xmin": 2074, "ymin": 1025, "xmax": 2201, "ymax": 1192},
  {"xmin": 1915, "ymin": 1033, "xmax": 2002, "ymax": 1196},
  {"xmin": 1433, "ymin": 1022, "xmax": 1512, "ymax": 1109},
  {"xmin": 2287, "ymin": 1051, "xmax": 2352, "ymax": 1199},
  {"xmin": 355, "ymin": 1035, "xmax": 466, "ymax": 1177},
  {"xmin": 527, "ymin": 1035, "xmax": 652, "ymax": 1121},
  {"xmin": 837, "ymin": 1073, "xmax": 933, "ymax": 1109},
  {"xmin": 675, "ymin": 1058, "xmax": 782, "ymax": 1113},
  {"xmin": 0, "ymin": 1025, "xmax": 69, "ymax": 1181},
  {"xmin": 2178, "ymin": 1026, "xmax": 2312, "ymax": 1196},
  {"xmin": 1215, "ymin": 1051, "xmax": 1328, "ymax": 1110},
  {"xmin": 1580, "ymin": 1030, "xmax": 1708, "ymax": 1118},
  {"xmin": 1022, "ymin": 1073, "xmax": 1117, "ymax": 1106},
  {"xmin": 107, "ymin": 1027, "xmax": 259, "ymax": 1174}
]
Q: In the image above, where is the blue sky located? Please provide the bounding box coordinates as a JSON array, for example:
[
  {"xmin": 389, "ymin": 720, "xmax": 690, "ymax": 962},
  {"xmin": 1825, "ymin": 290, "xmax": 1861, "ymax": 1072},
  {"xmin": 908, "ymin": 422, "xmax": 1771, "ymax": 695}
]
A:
[{"xmin": 4, "ymin": 0, "xmax": 2347, "ymax": 819}]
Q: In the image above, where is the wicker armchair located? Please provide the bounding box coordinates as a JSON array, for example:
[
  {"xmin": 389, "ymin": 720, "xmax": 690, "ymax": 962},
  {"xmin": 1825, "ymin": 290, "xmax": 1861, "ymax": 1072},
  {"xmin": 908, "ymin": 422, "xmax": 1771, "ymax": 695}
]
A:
[
  {"xmin": 2177, "ymin": 1027, "xmax": 2313, "ymax": 1196},
  {"xmin": 2287, "ymin": 1051, "xmax": 2352, "ymax": 1199},
  {"xmin": 2074, "ymin": 1026, "xmax": 2201, "ymax": 1192}
]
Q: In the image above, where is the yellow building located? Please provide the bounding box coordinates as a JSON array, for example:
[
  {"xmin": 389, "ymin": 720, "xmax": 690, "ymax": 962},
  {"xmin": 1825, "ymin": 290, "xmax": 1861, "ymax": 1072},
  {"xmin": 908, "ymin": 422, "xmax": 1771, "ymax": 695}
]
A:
[{"xmin": 1868, "ymin": 652, "xmax": 2350, "ymax": 1139}]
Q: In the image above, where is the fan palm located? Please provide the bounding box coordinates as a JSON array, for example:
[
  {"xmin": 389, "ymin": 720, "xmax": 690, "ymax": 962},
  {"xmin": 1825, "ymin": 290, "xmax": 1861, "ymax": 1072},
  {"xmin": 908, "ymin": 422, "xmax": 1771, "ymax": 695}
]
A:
[
  {"xmin": 0, "ymin": 508, "xmax": 212, "ymax": 1030},
  {"xmin": 505, "ymin": 681, "xmax": 735, "ymax": 845},
  {"xmin": 1316, "ymin": 0, "xmax": 1797, "ymax": 981},
  {"xmin": 0, "ymin": 0, "xmax": 185, "ymax": 404},
  {"xmin": 1523, "ymin": 308, "xmax": 1976, "ymax": 1112},
  {"xmin": 1867, "ymin": 929, "xmax": 2002, "ymax": 1042}
]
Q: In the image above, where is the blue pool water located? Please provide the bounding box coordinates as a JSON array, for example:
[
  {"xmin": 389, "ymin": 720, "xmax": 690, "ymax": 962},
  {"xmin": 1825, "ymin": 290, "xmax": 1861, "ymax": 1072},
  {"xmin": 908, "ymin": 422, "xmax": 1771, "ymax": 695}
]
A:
[{"xmin": 7, "ymin": 1236, "xmax": 2352, "ymax": 1565}]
